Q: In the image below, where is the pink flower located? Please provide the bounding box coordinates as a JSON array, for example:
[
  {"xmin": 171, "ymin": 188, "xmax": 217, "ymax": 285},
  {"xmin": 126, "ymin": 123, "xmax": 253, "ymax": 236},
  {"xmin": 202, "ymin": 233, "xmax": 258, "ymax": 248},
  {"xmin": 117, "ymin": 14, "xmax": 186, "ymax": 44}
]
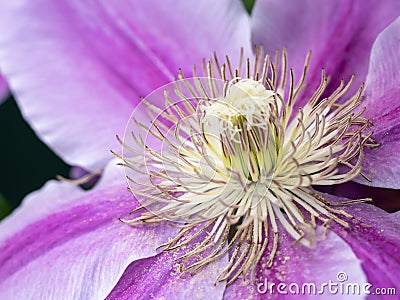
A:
[{"xmin": 0, "ymin": 1, "xmax": 399, "ymax": 299}]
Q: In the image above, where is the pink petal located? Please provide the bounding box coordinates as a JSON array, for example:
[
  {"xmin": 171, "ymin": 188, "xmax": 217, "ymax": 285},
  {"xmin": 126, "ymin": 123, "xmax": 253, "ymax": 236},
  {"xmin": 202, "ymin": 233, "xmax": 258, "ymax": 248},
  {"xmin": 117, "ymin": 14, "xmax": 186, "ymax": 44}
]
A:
[
  {"xmin": 0, "ymin": 180, "xmax": 178, "ymax": 299},
  {"xmin": 0, "ymin": 180, "xmax": 83, "ymax": 242},
  {"xmin": 0, "ymin": 0, "xmax": 251, "ymax": 171},
  {"xmin": 0, "ymin": 74, "xmax": 8, "ymax": 102},
  {"xmin": 224, "ymin": 192, "xmax": 400, "ymax": 299},
  {"xmin": 225, "ymin": 228, "xmax": 366, "ymax": 299},
  {"xmin": 94, "ymin": 158, "xmax": 126, "ymax": 189},
  {"xmin": 251, "ymin": 0, "xmax": 400, "ymax": 107},
  {"xmin": 326, "ymin": 193, "xmax": 400, "ymax": 299},
  {"xmin": 356, "ymin": 17, "xmax": 400, "ymax": 188},
  {"xmin": 106, "ymin": 229, "xmax": 229, "ymax": 299}
]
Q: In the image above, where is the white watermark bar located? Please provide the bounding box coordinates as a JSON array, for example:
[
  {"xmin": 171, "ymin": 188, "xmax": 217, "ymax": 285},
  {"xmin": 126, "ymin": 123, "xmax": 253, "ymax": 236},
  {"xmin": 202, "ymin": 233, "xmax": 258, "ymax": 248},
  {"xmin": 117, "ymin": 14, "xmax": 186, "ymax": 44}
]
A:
[{"xmin": 256, "ymin": 272, "xmax": 396, "ymax": 296}]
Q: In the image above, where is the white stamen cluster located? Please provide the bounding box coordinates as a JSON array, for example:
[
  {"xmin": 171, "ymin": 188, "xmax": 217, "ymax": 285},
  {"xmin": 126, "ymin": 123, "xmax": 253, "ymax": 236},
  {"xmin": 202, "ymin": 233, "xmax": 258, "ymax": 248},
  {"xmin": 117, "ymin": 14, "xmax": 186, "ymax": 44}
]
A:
[{"xmin": 118, "ymin": 48, "xmax": 375, "ymax": 285}]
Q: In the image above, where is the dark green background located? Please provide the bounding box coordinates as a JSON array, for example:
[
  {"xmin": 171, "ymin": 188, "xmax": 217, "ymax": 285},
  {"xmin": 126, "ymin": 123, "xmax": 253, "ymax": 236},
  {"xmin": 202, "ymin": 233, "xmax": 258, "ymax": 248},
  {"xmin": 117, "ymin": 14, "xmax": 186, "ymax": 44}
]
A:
[{"xmin": 0, "ymin": 96, "xmax": 70, "ymax": 218}]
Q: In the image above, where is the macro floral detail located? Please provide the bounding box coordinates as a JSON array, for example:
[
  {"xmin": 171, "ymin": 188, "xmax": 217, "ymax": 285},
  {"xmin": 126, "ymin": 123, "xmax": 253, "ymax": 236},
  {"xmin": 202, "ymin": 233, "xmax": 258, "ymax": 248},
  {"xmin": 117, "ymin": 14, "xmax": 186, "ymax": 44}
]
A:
[
  {"xmin": 0, "ymin": 0, "xmax": 400, "ymax": 299},
  {"xmin": 120, "ymin": 49, "xmax": 376, "ymax": 285}
]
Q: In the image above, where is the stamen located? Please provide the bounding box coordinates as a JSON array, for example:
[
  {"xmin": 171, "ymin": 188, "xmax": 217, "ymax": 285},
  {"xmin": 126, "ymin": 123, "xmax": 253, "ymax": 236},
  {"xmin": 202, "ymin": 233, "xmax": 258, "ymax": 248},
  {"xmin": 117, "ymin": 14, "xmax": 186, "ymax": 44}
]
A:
[{"xmin": 119, "ymin": 47, "xmax": 376, "ymax": 284}]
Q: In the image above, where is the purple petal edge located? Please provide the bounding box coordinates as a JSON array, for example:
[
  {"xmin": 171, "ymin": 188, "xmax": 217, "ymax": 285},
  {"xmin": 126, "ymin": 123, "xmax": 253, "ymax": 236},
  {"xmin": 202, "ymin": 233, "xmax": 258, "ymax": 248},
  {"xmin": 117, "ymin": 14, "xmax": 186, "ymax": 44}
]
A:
[
  {"xmin": 0, "ymin": 74, "xmax": 8, "ymax": 102},
  {"xmin": 251, "ymin": 0, "xmax": 400, "ymax": 109},
  {"xmin": 106, "ymin": 227, "xmax": 229, "ymax": 300},
  {"xmin": 357, "ymin": 17, "xmax": 400, "ymax": 189},
  {"xmin": 0, "ymin": 181, "xmax": 178, "ymax": 299}
]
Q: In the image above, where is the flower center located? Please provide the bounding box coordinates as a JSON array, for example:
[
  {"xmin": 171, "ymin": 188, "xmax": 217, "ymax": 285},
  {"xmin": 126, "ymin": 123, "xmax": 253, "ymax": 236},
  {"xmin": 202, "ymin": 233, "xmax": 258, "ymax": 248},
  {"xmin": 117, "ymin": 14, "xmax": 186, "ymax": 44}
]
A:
[
  {"xmin": 204, "ymin": 79, "xmax": 274, "ymax": 127},
  {"xmin": 118, "ymin": 48, "xmax": 376, "ymax": 285},
  {"xmin": 201, "ymin": 79, "xmax": 278, "ymax": 184}
]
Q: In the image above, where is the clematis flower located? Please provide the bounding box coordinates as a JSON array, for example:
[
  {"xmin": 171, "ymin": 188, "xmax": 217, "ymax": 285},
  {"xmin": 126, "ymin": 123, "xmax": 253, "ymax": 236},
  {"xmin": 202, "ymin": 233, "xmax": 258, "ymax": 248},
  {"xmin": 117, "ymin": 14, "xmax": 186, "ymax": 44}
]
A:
[{"xmin": 0, "ymin": 1, "xmax": 400, "ymax": 299}]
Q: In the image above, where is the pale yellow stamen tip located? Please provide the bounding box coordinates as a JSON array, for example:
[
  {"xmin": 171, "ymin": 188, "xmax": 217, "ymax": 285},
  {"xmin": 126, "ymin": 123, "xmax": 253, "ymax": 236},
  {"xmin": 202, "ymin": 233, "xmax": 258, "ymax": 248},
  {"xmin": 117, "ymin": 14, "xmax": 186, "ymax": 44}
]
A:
[{"xmin": 119, "ymin": 47, "xmax": 375, "ymax": 285}]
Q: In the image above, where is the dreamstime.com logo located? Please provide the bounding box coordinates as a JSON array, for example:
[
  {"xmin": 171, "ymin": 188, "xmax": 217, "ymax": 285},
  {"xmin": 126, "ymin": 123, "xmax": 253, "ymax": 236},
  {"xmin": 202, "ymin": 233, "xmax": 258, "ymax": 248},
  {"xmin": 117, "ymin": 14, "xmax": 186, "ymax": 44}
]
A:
[{"xmin": 256, "ymin": 272, "xmax": 397, "ymax": 296}]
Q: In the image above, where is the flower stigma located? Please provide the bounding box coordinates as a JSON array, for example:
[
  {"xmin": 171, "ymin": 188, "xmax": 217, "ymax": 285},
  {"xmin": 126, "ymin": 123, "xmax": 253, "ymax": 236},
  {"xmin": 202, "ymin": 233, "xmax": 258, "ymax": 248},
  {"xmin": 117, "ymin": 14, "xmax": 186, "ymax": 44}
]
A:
[{"xmin": 117, "ymin": 48, "xmax": 377, "ymax": 285}]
